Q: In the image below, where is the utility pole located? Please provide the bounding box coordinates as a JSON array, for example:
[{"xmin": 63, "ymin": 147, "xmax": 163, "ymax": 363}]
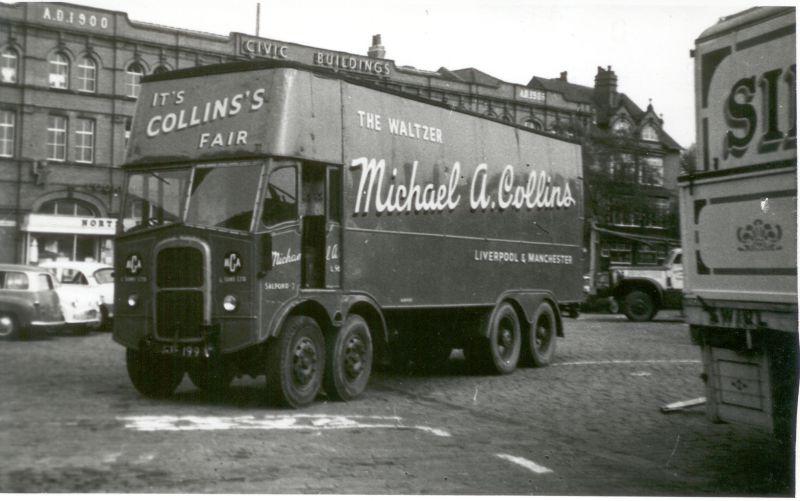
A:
[{"xmin": 255, "ymin": 3, "xmax": 261, "ymax": 37}]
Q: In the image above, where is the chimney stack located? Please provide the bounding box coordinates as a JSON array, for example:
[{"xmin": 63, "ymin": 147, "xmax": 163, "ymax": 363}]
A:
[
  {"xmin": 559, "ymin": 71, "xmax": 568, "ymax": 82},
  {"xmin": 368, "ymin": 34, "xmax": 385, "ymax": 59},
  {"xmin": 594, "ymin": 65, "xmax": 618, "ymax": 110}
]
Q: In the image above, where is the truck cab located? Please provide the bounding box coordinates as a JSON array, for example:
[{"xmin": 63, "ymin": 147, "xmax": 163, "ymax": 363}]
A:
[{"xmin": 608, "ymin": 248, "xmax": 683, "ymax": 321}]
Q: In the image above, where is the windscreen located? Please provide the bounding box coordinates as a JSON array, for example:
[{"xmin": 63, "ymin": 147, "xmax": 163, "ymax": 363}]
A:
[
  {"xmin": 123, "ymin": 163, "xmax": 263, "ymax": 233},
  {"xmin": 185, "ymin": 163, "xmax": 263, "ymax": 231}
]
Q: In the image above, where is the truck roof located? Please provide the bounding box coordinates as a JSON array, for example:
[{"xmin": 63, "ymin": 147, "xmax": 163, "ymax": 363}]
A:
[
  {"xmin": 141, "ymin": 59, "xmax": 581, "ymax": 147},
  {"xmin": 695, "ymin": 6, "xmax": 794, "ymax": 44}
]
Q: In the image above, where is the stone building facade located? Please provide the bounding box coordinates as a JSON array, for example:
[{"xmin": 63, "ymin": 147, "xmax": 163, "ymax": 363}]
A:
[{"xmin": 0, "ymin": 1, "xmax": 681, "ymax": 274}]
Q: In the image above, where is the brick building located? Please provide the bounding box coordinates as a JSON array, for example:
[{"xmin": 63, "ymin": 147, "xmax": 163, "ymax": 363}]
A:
[{"xmin": 0, "ymin": 1, "xmax": 681, "ymax": 272}]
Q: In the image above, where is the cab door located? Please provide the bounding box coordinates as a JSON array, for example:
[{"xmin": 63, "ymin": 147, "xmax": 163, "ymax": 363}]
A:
[
  {"xmin": 324, "ymin": 166, "xmax": 342, "ymax": 289},
  {"xmin": 259, "ymin": 162, "xmax": 301, "ymax": 301}
]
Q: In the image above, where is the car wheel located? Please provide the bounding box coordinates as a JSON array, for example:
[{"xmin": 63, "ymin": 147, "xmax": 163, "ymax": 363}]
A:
[
  {"xmin": 324, "ymin": 314, "xmax": 373, "ymax": 401},
  {"xmin": 126, "ymin": 348, "xmax": 185, "ymax": 398},
  {"xmin": 265, "ymin": 316, "xmax": 325, "ymax": 408},
  {"xmin": 0, "ymin": 312, "xmax": 21, "ymax": 341},
  {"xmin": 623, "ymin": 290, "xmax": 657, "ymax": 321},
  {"xmin": 528, "ymin": 302, "xmax": 557, "ymax": 367}
]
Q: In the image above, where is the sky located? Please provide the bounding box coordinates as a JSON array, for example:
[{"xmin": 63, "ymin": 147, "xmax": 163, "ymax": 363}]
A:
[{"xmin": 38, "ymin": 0, "xmax": 792, "ymax": 148}]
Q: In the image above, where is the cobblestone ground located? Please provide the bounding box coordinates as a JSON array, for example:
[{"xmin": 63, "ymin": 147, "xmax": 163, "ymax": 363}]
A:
[{"xmin": 0, "ymin": 312, "xmax": 794, "ymax": 494}]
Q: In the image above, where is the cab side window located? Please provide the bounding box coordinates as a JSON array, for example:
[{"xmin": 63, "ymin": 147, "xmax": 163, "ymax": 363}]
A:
[{"xmin": 262, "ymin": 166, "xmax": 297, "ymax": 227}]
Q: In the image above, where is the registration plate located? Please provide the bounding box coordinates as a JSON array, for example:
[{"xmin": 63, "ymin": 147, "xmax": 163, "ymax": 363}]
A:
[{"xmin": 159, "ymin": 344, "xmax": 204, "ymax": 358}]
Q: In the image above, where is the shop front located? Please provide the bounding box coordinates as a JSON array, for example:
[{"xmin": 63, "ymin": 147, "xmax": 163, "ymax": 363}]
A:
[{"xmin": 21, "ymin": 214, "xmax": 116, "ymax": 265}]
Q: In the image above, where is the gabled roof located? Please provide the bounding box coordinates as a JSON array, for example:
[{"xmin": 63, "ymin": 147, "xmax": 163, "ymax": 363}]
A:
[
  {"xmin": 436, "ymin": 67, "xmax": 466, "ymax": 82},
  {"xmin": 449, "ymin": 67, "xmax": 503, "ymax": 87},
  {"xmin": 527, "ymin": 76, "xmax": 594, "ymax": 104},
  {"xmin": 616, "ymin": 94, "xmax": 645, "ymax": 121}
]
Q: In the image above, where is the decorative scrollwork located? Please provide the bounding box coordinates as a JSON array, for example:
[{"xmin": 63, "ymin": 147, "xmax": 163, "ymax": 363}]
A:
[{"xmin": 736, "ymin": 219, "xmax": 783, "ymax": 251}]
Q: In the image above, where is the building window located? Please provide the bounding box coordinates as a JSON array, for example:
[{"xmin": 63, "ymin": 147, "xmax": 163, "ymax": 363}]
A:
[
  {"xmin": 124, "ymin": 117, "xmax": 132, "ymax": 148},
  {"xmin": 125, "ymin": 62, "xmax": 144, "ymax": 98},
  {"xmin": 636, "ymin": 244, "xmax": 660, "ymax": 265},
  {"xmin": 49, "ymin": 52, "xmax": 69, "ymax": 89},
  {"xmin": 152, "ymin": 65, "xmax": 169, "ymax": 75},
  {"xmin": 641, "ymin": 124, "xmax": 658, "ymax": 141},
  {"xmin": 612, "ymin": 118, "xmax": 630, "ymax": 134},
  {"xmin": 645, "ymin": 199, "xmax": 670, "ymax": 229},
  {"xmin": 0, "ymin": 110, "xmax": 14, "ymax": 158},
  {"xmin": 602, "ymin": 242, "xmax": 632, "ymax": 265},
  {"xmin": 77, "ymin": 57, "xmax": 96, "ymax": 93},
  {"xmin": 640, "ymin": 157, "xmax": 664, "ymax": 186},
  {"xmin": 47, "ymin": 116, "xmax": 68, "ymax": 161},
  {"xmin": 39, "ymin": 198, "xmax": 97, "ymax": 216},
  {"xmin": 1, "ymin": 48, "xmax": 18, "ymax": 83},
  {"xmin": 74, "ymin": 118, "xmax": 95, "ymax": 164}
]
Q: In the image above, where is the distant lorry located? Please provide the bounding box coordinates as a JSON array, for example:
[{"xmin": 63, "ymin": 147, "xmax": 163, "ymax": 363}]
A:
[
  {"xmin": 608, "ymin": 248, "xmax": 683, "ymax": 321},
  {"xmin": 682, "ymin": 7, "xmax": 797, "ymax": 444},
  {"xmin": 113, "ymin": 60, "xmax": 584, "ymax": 407}
]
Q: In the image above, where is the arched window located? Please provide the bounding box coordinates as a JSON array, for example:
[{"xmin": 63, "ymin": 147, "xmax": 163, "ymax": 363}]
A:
[
  {"xmin": 77, "ymin": 56, "xmax": 97, "ymax": 93},
  {"xmin": 49, "ymin": 52, "xmax": 69, "ymax": 89},
  {"xmin": 612, "ymin": 118, "xmax": 631, "ymax": 134},
  {"xmin": 152, "ymin": 65, "xmax": 170, "ymax": 75},
  {"xmin": 39, "ymin": 198, "xmax": 97, "ymax": 217},
  {"xmin": 1, "ymin": 48, "xmax": 18, "ymax": 84},
  {"xmin": 125, "ymin": 62, "xmax": 144, "ymax": 98},
  {"xmin": 641, "ymin": 124, "xmax": 658, "ymax": 141}
]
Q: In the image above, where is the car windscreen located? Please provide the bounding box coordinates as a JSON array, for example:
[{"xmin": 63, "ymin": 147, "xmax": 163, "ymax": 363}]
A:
[{"xmin": 93, "ymin": 268, "xmax": 114, "ymax": 284}]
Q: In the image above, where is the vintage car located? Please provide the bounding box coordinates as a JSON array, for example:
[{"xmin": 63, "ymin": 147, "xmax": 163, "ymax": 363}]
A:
[
  {"xmin": 40, "ymin": 260, "xmax": 114, "ymax": 328},
  {"xmin": 0, "ymin": 264, "xmax": 64, "ymax": 340}
]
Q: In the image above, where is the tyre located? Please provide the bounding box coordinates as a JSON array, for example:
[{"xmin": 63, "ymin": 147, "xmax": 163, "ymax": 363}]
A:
[
  {"xmin": 324, "ymin": 314, "xmax": 373, "ymax": 401},
  {"xmin": 622, "ymin": 290, "xmax": 657, "ymax": 321},
  {"xmin": 466, "ymin": 303, "xmax": 521, "ymax": 374},
  {"xmin": 125, "ymin": 348, "xmax": 184, "ymax": 398},
  {"xmin": 265, "ymin": 315, "xmax": 325, "ymax": 408},
  {"xmin": 0, "ymin": 312, "xmax": 21, "ymax": 341},
  {"xmin": 528, "ymin": 302, "xmax": 557, "ymax": 367},
  {"xmin": 187, "ymin": 358, "xmax": 235, "ymax": 396}
]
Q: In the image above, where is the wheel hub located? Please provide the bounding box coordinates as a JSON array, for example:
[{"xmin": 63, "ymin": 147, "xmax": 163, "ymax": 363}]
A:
[
  {"xmin": 344, "ymin": 335, "xmax": 365, "ymax": 380},
  {"xmin": 0, "ymin": 316, "xmax": 12, "ymax": 337},
  {"xmin": 292, "ymin": 338, "xmax": 318, "ymax": 387}
]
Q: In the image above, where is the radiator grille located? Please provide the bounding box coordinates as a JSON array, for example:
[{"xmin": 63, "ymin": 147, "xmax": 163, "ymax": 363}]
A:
[
  {"xmin": 157, "ymin": 247, "xmax": 203, "ymax": 287},
  {"xmin": 156, "ymin": 290, "xmax": 203, "ymax": 340}
]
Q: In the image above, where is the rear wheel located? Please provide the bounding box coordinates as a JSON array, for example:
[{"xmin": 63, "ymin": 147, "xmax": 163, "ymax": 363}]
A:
[
  {"xmin": 622, "ymin": 290, "xmax": 657, "ymax": 321},
  {"xmin": 265, "ymin": 316, "xmax": 325, "ymax": 408},
  {"xmin": 0, "ymin": 313, "xmax": 21, "ymax": 341},
  {"xmin": 126, "ymin": 348, "xmax": 184, "ymax": 398},
  {"xmin": 324, "ymin": 314, "xmax": 373, "ymax": 401},
  {"xmin": 528, "ymin": 302, "xmax": 557, "ymax": 367},
  {"xmin": 466, "ymin": 303, "xmax": 521, "ymax": 374}
]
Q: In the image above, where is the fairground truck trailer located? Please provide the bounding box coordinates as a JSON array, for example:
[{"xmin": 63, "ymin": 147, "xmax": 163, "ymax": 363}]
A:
[
  {"xmin": 113, "ymin": 60, "xmax": 584, "ymax": 408},
  {"xmin": 681, "ymin": 7, "xmax": 797, "ymax": 447}
]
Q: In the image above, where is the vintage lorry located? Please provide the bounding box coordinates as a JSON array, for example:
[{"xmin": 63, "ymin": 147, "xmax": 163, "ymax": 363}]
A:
[
  {"xmin": 608, "ymin": 247, "xmax": 683, "ymax": 321},
  {"xmin": 681, "ymin": 7, "xmax": 797, "ymax": 445},
  {"xmin": 113, "ymin": 60, "xmax": 584, "ymax": 407}
]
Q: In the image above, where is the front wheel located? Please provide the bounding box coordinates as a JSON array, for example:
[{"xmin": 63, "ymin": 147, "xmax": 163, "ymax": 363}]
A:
[
  {"xmin": 126, "ymin": 348, "xmax": 185, "ymax": 398},
  {"xmin": 324, "ymin": 314, "xmax": 373, "ymax": 401},
  {"xmin": 622, "ymin": 290, "xmax": 657, "ymax": 321},
  {"xmin": 265, "ymin": 316, "xmax": 325, "ymax": 408}
]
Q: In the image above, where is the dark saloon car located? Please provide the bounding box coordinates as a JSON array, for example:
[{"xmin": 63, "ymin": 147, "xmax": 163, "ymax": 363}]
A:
[{"xmin": 0, "ymin": 264, "xmax": 64, "ymax": 340}]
